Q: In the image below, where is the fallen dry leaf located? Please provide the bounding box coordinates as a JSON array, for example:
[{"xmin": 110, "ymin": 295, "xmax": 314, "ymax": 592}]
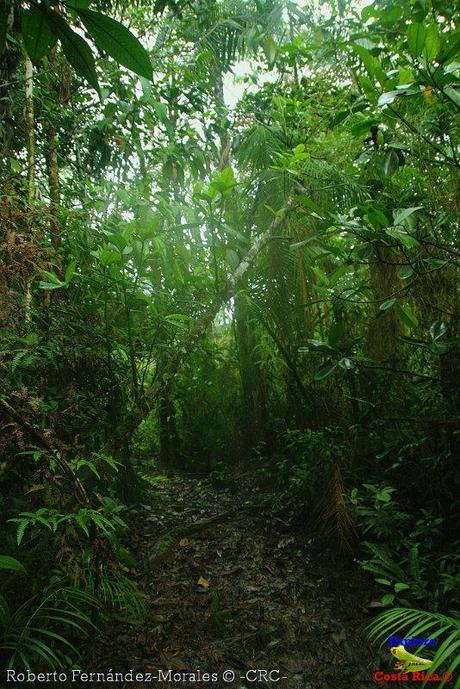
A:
[
  {"xmin": 26, "ymin": 484, "xmax": 45, "ymax": 494},
  {"xmin": 197, "ymin": 575, "xmax": 210, "ymax": 589}
]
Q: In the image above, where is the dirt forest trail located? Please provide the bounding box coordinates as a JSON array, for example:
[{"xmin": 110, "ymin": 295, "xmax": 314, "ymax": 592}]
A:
[{"xmin": 93, "ymin": 474, "xmax": 382, "ymax": 689}]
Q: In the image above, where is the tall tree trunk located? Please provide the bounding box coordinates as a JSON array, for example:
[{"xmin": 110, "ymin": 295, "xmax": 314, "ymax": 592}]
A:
[
  {"xmin": 0, "ymin": 1, "xmax": 15, "ymax": 167},
  {"xmin": 234, "ymin": 284, "xmax": 267, "ymax": 452},
  {"xmin": 158, "ymin": 386, "xmax": 180, "ymax": 469},
  {"xmin": 46, "ymin": 125, "xmax": 60, "ymax": 249},
  {"xmin": 45, "ymin": 51, "xmax": 70, "ymax": 258},
  {"xmin": 365, "ymin": 245, "xmax": 401, "ymax": 363},
  {"xmin": 155, "ymin": 71, "xmax": 186, "ymax": 468},
  {"xmin": 361, "ymin": 245, "xmax": 402, "ymax": 410},
  {"xmin": 24, "ymin": 56, "xmax": 35, "ymax": 202},
  {"xmin": 24, "ymin": 55, "xmax": 35, "ymax": 322}
]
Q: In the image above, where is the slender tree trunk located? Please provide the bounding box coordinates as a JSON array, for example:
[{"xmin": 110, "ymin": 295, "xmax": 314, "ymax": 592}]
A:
[
  {"xmin": 24, "ymin": 55, "xmax": 36, "ymax": 322},
  {"xmin": 24, "ymin": 56, "xmax": 35, "ymax": 201},
  {"xmin": 0, "ymin": 1, "xmax": 15, "ymax": 167},
  {"xmin": 46, "ymin": 125, "xmax": 61, "ymax": 249},
  {"xmin": 158, "ymin": 386, "xmax": 180, "ymax": 469},
  {"xmin": 46, "ymin": 49, "xmax": 71, "ymax": 257},
  {"xmin": 123, "ymin": 288, "xmax": 139, "ymax": 404},
  {"xmin": 0, "ymin": 4, "xmax": 20, "ymax": 327},
  {"xmin": 255, "ymin": 309, "xmax": 310, "ymax": 406},
  {"xmin": 46, "ymin": 128, "xmax": 59, "ymax": 205},
  {"xmin": 155, "ymin": 72, "xmax": 186, "ymax": 468},
  {"xmin": 361, "ymin": 245, "xmax": 402, "ymax": 412},
  {"xmin": 234, "ymin": 285, "xmax": 267, "ymax": 452},
  {"xmin": 365, "ymin": 245, "xmax": 401, "ymax": 363},
  {"xmin": 298, "ymin": 256, "xmax": 315, "ymax": 333}
]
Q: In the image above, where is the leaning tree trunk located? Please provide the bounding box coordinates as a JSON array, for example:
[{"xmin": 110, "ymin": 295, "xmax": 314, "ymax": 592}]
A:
[{"xmin": 144, "ymin": 201, "xmax": 293, "ymax": 410}]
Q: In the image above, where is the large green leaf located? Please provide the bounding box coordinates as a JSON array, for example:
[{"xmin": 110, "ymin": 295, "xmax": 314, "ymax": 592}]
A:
[
  {"xmin": 305, "ymin": 339, "xmax": 336, "ymax": 352},
  {"xmin": 296, "ymin": 194, "xmax": 324, "ymax": 215},
  {"xmin": 76, "ymin": 9, "xmax": 152, "ymax": 80},
  {"xmin": 0, "ymin": 555, "xmax": 26, "ymax": 574},
  {"xmin": 379, "ymin": 297, "xmax": 396, "ymax": 311},
  {"xmin": 314, "ymin": 360, "xmax": 337, "ymax": 380},
  {"xmin": 263, "ymin": 34, "xmax": 277, "ymax": 65},
  {"xmin": 385, "ymin": 227, "xmax": 420, "ymax": 248},
  {"xmin": 383, "ymin": 149, "xmax": 399, "ymax": 176},
  {"xmin": 444, "ymin": 86, "xmax": 460, "ymax": 108},
  {"xmin": 398, "ymin": 265, "xmax": 414, "ymax": 279},
  {"xmin": 393, "ymin": 206, "xmax": 423, "ymax": 225},
  {"xmin": 22, "ymin": 7, "xmax": 56, "ymax": 63},
  {"xmin": 444, "ymin": 62, "xmax": 460, "ymax": 74},
  {"xmin": 352, "ymin": 43, "xmax": 386, "ymax": 86},
  {"xmin": 396, "ymin": 303, "xmax": 419, "ymax": 329},
  {"xmin": 46, "ymin": 10, "xmax": 99, "ymax": 94},
  {"xmin": 377, "ymin": 90, "xmax": 401, "ymax": 106},
  {"xmin": 377, "ymin": 88, "xmax": 419, "ymax": 106},
  {"xmin": 407, "ymin": 22, "xmax": 426, "ymax": 57},
  {"xmin": 424, "ymin": 24, "xmax": 441, "ymax": 61}
]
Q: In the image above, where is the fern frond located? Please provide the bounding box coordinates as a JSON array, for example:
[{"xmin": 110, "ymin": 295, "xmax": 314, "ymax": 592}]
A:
[{"xmin": 362, "ymin": 542, "xmax": 406, "ymax": 580}]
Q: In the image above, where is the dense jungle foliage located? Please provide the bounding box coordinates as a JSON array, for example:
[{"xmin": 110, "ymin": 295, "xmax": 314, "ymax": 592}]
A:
[{"xmin": 0, "ymin": 0, "xmax": 459, "ymax": 681}]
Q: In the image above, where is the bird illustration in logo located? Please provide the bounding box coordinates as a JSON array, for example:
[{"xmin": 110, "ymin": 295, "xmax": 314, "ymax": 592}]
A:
[{"xmin": 390, "ymin": 645, "xmax": 433, "ymax": 672}]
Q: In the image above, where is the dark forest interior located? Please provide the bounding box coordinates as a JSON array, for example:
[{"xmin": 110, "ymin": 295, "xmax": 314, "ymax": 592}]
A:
[{"xmin": 0, "ymin": 0, "xmax": 459, "ymax": 686}]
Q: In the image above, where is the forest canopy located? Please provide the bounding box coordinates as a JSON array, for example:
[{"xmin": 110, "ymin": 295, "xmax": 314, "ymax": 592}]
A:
[{"xmin": 0, "ymin": 0, "xmax": 459, "ymax": 684}]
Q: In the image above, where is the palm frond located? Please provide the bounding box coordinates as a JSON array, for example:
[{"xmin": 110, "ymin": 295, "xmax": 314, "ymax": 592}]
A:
[
  {"xmin": 298, "ymin": 158, "xmax": 368, "ymax": 210},
  {"xmin": 236, "ymin": 124, "xmax": 284, "ymax": 173},
  {"xmin": 0, "ymin": 586, "xmax": 98, "ymax": 669},
  {"xmin": 85, "ymin": 568, "xmax": 148, "ymax": 622},
  {"xmin": 99, "ymin": 573, "xmax": 148, "ymax": 621}
]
